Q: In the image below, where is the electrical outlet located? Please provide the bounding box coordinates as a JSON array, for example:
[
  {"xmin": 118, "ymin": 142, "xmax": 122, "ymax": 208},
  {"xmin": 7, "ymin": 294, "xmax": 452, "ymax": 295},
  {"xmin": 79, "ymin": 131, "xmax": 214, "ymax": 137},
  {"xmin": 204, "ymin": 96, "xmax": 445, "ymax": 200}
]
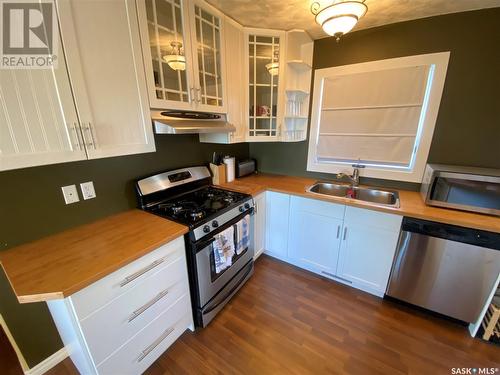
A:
[
  {"xmin": 80, "ymin": 181, "xmax": 96, "ymax": 200},
  {"xmin": 61, "ymin": 185, "xmax": 80, "ymax": 204}
]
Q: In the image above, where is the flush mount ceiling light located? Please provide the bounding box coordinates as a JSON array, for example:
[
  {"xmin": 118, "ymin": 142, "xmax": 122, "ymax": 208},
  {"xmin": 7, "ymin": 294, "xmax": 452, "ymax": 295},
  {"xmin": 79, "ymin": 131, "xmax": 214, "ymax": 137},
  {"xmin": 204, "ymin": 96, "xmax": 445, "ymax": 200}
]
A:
[
  {"xmin": 311, "ymin": 0, "xmax": 368, "ymax": 42},
  {"xmin": 163, "ymin": 41, "xmax": 186, "ymax": 71},
  {"xmin": 266, "ymin": 48, "xmax": 280, "ymax": 76}
]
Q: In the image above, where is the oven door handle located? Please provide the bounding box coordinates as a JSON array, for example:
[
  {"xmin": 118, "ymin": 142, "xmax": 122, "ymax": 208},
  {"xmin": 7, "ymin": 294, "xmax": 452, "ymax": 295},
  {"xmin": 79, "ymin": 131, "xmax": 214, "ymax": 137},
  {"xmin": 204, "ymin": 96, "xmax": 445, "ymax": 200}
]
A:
[
  {"xmin": 195, "ymin": 237, "xmax": 216, "ymax": 251},
  {"xmin": 193, "ymin": 209, "xmax": 253, "ymax": 249},
  {"xmin": 203, "ymin": 262, "xmax": 253, "ymax": 315}
]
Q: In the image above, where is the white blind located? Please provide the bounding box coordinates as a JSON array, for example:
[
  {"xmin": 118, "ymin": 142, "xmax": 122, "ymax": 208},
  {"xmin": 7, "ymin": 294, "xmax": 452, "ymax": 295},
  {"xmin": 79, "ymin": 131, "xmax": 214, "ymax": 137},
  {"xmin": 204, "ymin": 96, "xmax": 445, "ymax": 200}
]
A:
[{"xmin": 318, "ymin": 65, "xmax": 430, "ymax": 166}]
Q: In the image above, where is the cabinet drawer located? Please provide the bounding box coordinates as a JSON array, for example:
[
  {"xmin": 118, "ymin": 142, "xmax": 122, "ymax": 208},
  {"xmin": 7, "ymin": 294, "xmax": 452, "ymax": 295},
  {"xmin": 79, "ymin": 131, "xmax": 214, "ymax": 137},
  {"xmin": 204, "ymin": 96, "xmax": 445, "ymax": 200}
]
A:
[
  {"xmin": 78, "ymin": 256, "xmax": 189, "ymax": 366},
  {"xmin": 96, "ymin": 295, "xmax": 191, "ymax": 375},
  {"xmin": 291, "ymin": 195, "xmax": 345, "ymax": 219},
  {"xmin": 72, "ymin": 237, "xmax": 185, "ymax": 319}
]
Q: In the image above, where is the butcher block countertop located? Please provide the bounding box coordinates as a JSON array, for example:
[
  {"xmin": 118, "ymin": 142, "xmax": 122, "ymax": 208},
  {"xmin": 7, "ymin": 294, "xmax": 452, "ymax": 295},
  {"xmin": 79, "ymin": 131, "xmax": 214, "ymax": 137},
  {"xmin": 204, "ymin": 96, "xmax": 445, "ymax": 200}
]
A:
[
  {"xmin": 0, "ymin": 210, "xmax": 188, "ymax": 304},
  {"xmin": 222, "ymin": 173, "xmax": 500, "ymax": 233}
]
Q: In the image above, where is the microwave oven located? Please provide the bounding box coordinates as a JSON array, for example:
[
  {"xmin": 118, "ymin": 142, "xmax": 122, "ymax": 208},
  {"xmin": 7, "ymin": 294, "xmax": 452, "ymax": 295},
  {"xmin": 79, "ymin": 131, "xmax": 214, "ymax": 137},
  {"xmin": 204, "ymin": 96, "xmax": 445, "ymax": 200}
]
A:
[{"xmin": 420, "ymin": 164, "xmax": 500, "ymax": 216}]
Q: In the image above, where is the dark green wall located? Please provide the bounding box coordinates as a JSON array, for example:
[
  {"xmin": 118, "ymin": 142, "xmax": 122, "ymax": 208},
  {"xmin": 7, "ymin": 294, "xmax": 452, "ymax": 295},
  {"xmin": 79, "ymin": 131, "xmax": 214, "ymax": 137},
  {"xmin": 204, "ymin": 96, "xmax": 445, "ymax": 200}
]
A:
[
  {"xmin": 250, "ymin": 8, "xmax": 500, "ymax": 187},
  {"xmin": 0, "ymin": 134, "xmax": 248, "ymax": 367}
]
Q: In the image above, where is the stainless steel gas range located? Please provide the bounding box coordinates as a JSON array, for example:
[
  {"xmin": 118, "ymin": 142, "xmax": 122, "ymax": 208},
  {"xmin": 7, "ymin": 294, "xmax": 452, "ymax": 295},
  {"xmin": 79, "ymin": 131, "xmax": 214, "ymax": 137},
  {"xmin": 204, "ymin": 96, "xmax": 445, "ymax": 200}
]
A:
[{"xmin": 135, "ymin": 166, "xmax": 254, "ymax": 327}]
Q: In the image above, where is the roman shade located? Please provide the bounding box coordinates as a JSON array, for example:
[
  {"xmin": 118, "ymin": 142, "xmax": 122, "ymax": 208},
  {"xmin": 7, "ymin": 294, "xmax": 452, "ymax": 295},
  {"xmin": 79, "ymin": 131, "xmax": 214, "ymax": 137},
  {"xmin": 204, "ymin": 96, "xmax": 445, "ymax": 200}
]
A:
[{"xmin": 317, "ymin": 65, "xmax": 430, "ymax": 166}]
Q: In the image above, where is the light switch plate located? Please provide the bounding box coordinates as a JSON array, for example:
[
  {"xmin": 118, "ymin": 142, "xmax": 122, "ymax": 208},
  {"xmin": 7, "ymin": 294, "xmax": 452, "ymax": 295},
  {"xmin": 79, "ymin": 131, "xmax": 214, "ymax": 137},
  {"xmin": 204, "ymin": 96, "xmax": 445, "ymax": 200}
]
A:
[
  {"xmin": 80, "ymin": 181, "xmax": 96, "ymax": 200},
  {"xmin": 61, "ymin": 185, "xmax": 80, "ymax": 204}
]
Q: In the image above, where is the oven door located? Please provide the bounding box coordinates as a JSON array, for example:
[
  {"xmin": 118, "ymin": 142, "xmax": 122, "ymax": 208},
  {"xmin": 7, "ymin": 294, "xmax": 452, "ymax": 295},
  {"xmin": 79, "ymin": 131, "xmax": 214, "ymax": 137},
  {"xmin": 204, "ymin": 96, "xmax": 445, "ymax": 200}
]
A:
[{"xmin": 194, "ymin": 212, "xmax": 254, "ymax": 308}]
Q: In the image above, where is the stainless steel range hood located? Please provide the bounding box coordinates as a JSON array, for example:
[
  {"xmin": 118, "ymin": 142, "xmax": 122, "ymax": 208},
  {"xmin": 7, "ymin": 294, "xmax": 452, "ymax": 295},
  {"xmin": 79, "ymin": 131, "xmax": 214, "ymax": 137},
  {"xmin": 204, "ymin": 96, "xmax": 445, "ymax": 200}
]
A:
[{"xmin": 152, "ymin": 110, "xmax": 235, "ymax": 134}]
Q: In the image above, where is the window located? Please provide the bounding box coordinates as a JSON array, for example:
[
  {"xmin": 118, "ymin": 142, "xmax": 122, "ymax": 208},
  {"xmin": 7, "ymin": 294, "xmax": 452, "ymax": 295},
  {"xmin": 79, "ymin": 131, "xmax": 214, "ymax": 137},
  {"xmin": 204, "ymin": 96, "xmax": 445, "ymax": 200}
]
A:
[{"xmin": 307, "ymin": 52, "xmax": 450, "ymax": 182}]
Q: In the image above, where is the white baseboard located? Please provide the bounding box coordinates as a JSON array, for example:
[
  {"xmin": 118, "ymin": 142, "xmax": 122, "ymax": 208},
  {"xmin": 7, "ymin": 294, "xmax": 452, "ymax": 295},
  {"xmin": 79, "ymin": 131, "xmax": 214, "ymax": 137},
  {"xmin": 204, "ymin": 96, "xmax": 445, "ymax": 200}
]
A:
[
  {"xmin": 25, "ymin": 346, "xmax": 69, "ymax": 375},
  {"xmin": 254, "ymin": 248, "xmax": 265, "ymax": 260}
]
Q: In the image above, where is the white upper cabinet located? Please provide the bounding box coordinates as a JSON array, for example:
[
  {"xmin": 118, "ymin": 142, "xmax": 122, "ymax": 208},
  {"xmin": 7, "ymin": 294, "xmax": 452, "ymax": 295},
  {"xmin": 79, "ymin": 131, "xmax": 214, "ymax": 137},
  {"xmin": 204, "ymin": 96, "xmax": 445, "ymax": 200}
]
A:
[
  {"xmin": 0, "ymin": 35, "xmax": 86, "ymax": 171},
  {"xmin": 200, "ymin": 27, "xmax": 313, "ymax": 144},
  {"xmin": 245, "ymin": 29, "xmax": 285, "ymax": 142},
  {"xmin": 1, "ymin": 0, "xmax": 155, "ymax": 171},
  {"xmin": 199, "ymin": 15, "xmax": 246, "ymax": 144},
  {"xmin": 336, "ymin": 206, "xmax": 402, "ymax": 296},
  {"xmin": 137, "ymin": 0, "xmax": 226, "ymax": 113},
  {"xmin": 282, "ymin": 30, "xmax": 313, "ymax": 142},
  {"xmin": 58, "ymin": 0, "xmax": 155, "ymax": 160},
  {"xmin": 138, "ymin": 0, "xmax": 195, "ymax": 110},
  {"xmin": 288, "ymin": 196, "xmax": 345, "ymax": 277},
  {"xmin": 188, "ymin": 0, "xmax": 226, "ymax": 112}
]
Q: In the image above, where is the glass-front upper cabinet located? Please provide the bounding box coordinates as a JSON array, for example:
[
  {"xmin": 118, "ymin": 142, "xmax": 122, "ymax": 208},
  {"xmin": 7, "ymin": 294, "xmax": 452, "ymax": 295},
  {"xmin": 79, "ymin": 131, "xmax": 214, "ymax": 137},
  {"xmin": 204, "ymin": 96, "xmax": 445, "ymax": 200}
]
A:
[
  {"xmin": 190, "ymin": 3, "xmax": 225, "ymax": 109},
  {"xmin": 137, "ymin": 0, "xmax": 226, "ymax": 113},
  {"xmin": 138, "ymin": 0, "xmax": 193, "ymax": 110},
  {"xmin": 246, "ymin": 30, "xmax": 285, "ymax": 140}
]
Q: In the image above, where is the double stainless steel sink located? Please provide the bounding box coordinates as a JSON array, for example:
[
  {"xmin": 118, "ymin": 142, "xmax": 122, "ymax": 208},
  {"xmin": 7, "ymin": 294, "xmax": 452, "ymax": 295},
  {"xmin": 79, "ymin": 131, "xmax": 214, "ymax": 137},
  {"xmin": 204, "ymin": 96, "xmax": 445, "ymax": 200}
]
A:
[{"xmin": 307, "ymin": 182, "xmax": 400, "ymax": 208}]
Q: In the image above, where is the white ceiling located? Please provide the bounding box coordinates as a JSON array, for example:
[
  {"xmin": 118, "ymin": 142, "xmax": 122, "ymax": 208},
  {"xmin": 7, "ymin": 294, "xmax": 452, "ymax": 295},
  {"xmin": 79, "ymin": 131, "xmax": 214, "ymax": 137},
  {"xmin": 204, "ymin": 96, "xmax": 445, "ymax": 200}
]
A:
[{"xmin": 206, "ymin": 0, "xmax": 500, "ymax": 39}]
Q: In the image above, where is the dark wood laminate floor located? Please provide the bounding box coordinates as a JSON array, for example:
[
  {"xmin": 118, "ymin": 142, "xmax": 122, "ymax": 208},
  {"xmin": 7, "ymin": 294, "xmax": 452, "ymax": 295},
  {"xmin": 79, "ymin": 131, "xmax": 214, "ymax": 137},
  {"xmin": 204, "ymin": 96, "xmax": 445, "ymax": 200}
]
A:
[
  {"xmin": 0, "ymin": 324, "xmax": 24, "ymax": 375},
  {"xmin": 47, "ymin": 255, "xmax": 499, "ymax": 375}
]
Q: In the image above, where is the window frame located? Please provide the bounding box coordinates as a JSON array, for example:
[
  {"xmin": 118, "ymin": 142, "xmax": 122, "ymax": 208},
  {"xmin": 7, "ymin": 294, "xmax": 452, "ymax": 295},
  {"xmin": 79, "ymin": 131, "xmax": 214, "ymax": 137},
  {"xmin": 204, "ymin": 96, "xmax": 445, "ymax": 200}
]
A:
[{"xmin": 306, "ymin": 52, "xmax": 450, "ymax": 183}]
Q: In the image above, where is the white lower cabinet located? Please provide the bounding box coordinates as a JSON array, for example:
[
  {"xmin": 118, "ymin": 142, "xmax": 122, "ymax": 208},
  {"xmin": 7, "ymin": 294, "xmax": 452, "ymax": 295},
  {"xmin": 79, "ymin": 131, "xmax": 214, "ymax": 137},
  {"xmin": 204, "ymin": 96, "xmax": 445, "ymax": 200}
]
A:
[
  {"xmin": 47, "ymin": 237, "xmax": 193, "ymax": 375},
  {"xmin": 264, "ymin": 193, "xmax": 403, "ymax": 297},
  {"xmin": 288, "ymin": 196, "xmax": 344, "ymax": 276},
  {"xmin": 96, "ymin": 295, "xmax": 192, "ymax": 375},
  {"xmin": 336, "ymin": 206, "xmax": 402, "ymax": 296},
  {"xmin": 253, "ymin": 192, "xmax": 267, "ymax": 259},
  {"xmin": 265, "ymin": 191, "xmax": 290, "ymax": 260}
]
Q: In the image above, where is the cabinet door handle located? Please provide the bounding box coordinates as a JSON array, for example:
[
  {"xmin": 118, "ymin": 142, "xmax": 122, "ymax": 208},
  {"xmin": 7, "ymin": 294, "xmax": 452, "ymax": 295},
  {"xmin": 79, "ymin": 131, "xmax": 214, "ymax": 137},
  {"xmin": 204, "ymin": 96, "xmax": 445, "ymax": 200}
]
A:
[
  {"xmin": 88, "ymin": 122, "xmax": 97, "ymax": 149},
  {"xmin": 190, "ymin": 87, "xmax": 195, "ymax": 103},
  {"xmin": 119, "ymin": 257, "xmax": 166, "ymax": 287},
  {"xmin": 336, "ymin": 225, "xmax": 340, "ymax": 239},
  {"xmin": 128, "ymin": 288, "xmax": 170, "ymax": 323},
  {"xmin": 137, "ymin": 326, "xmax": 175, "ymax": 362},
  {"xmin": 196, "ymin": 87, "xmax": 202, "ymax": 103},
  {"xmin": 68, "ymin": 122, "xmax": 81, "ymax": 150},
  {"xmin": 343, "ymin": 227, "xmax": 347, "ymax": 241},
  {"xmin": 81, "ymin": 122, "xmax": 96, "ymax": 149}
]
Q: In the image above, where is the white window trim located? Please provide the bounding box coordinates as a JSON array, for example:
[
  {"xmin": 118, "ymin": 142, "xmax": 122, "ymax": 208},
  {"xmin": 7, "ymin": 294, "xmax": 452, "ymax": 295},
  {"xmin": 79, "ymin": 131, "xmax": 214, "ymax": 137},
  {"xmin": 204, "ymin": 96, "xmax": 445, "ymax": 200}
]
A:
[{"xmin": 307, "ymin": 52, "xmax": 450, "ymax": 183}]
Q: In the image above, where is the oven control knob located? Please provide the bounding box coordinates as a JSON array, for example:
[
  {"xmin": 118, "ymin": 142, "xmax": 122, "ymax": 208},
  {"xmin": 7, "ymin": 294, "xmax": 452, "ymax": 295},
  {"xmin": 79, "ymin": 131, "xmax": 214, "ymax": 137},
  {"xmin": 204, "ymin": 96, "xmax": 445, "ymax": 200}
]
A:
[
  {"xmin": 244, "ymin": 203, "xmax": 250, "ymax": 209},
  {"xmin": 239, "ymin": 206, "xmax": 245, "ymax": 212},
  {"xmin": 203, "ymin": 225, "xmax": 210, "ymax": 233},
  {"xmin": 212, "ymin": 220, "xmax": 219, "ymax": 228}
]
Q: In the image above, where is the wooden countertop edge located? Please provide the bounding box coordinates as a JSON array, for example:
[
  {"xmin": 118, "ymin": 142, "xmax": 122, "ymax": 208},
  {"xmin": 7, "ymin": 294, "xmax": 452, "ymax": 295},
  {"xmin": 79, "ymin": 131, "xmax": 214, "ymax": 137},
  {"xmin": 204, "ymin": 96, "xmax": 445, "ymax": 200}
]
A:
[
  {"xmin": 0, "ymin": 212, "xmax": 189, "ymax": 304},
  {"xmin": 18, "ymin": 292, "xmax": 64, "ymax": 304},
  {"xmin": 50, "ymin": 228, "xmax": 189, "ymax": 302},
  {"xmin": 0, "ymin": 263, "xmax": 64, "ymax": 304}
]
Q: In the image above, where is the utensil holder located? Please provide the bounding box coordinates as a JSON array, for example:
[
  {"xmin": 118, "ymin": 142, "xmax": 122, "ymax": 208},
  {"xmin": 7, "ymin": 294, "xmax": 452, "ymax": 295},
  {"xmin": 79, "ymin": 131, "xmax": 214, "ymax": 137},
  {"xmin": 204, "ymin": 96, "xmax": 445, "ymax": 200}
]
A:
[{"xmin": 210, "ymin": 163, "xmax": 227, "ymax": 185}]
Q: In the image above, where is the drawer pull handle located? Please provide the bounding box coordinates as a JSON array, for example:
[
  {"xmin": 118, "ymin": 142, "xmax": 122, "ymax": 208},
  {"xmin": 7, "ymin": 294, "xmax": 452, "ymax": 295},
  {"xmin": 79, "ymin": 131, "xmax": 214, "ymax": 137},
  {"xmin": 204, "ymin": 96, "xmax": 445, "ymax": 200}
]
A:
[
  {"xmin": 119, "ymin": 258, "xmax": 166, "ymax": 287},
  {"xmin": 343, "ymin": 227, "xmax": 348, "ymax": 241},
  {"xmin": 128, "ymin": 288, "xmax": 170, "ymax": 323},
  {"xmin": 137, "ymin": 326, "xmax": 175, "ymax": 362},
  {"xmin": 336, "ymin": 225, "xmax": 340, "ymax": 239}
]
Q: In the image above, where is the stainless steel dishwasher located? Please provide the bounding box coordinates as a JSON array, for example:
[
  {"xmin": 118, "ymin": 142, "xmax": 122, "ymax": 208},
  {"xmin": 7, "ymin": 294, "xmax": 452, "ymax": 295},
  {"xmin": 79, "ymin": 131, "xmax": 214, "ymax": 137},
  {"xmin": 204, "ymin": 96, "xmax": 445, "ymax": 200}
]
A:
[{"xmin": 386, "ymin": 217, "xmax": 500, "ymax": 323}]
